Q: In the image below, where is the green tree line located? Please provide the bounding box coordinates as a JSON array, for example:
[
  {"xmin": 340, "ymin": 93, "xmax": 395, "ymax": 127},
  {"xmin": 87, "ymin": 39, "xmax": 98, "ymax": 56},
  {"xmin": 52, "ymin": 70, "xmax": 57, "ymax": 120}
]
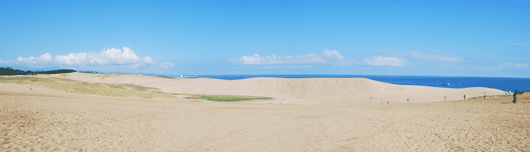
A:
[{"xmin": 0, "ymin": 67, "xmax": 76, "ymax": 75}]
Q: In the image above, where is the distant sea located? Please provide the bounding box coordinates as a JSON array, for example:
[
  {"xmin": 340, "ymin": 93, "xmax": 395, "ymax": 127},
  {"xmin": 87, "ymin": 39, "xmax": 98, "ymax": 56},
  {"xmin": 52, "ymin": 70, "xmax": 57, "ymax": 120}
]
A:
[{"xmin": 173, "ymin": 75, "xmax": 530, "ymax": 92}]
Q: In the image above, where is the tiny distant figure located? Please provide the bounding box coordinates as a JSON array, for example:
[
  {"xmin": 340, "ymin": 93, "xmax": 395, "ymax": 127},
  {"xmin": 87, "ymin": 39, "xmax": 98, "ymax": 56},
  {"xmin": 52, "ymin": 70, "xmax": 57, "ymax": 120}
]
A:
[
  {"xmin": 484, "ymin": 92, "xmax": 487, "ymax": 99},
  {"xmin": 387, "ymin": 101, "xmax": 389, "ymax": 104},
  {"xmin": 513, "ymin": 91, "xmax": 518, "ymax": 103},
  {"xmin": 381, "ymin": 101, "xmax": 382, "ymax": 104},
  {"xmin": 444, "ymin": 96, "xmax": 446, "ymax": 101},
  {"xmin": 509, "ymin": 91, "xmax": 512, "ymax": 96},
  {"xmin": 407, "ymin": 98, "xmax": 409, "ymax": 103},
  {"xmin": 463, "ymin": 94, "xmax": 466, "ymax": 100}
]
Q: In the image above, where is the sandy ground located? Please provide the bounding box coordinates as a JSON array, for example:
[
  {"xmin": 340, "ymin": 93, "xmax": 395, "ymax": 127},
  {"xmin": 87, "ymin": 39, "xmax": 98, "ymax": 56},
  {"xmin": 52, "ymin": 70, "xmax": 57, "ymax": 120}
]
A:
[
  {"xmin": 2, "ymin": 74, "xmax": 529, "ymax": 151},
  {"xmin": 42, "ymin": 73, "xmax": 505, "ymax": 104}
]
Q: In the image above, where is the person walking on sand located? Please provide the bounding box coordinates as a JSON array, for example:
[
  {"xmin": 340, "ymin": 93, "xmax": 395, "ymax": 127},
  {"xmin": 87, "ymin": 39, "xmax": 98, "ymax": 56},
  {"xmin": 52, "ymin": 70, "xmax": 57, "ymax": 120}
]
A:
[
  {"xmin": 407, "ymin": 98, "xmax": 409, "ymax": 103},
  {"xmin": 513, "ymin": 91, "xmax": 518, "ymax": 103},
  {"xmin": 484, "ymin": 92, "xmax": 487, "ymax": 99},
  {"xmin": 444, "ymin": 96, "xmax": 446, "ymax": 101},
  {"xmin": 463, "ymin": 94, "xmax": 466, "ymax": 100}
]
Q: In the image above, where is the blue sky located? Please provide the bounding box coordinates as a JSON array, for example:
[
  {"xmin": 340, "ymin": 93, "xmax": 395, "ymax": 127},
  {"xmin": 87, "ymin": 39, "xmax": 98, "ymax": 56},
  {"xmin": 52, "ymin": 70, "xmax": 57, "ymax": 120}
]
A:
[{"xmin": 1, "ymin": 0, "xmax": 529, "ymax": 77}]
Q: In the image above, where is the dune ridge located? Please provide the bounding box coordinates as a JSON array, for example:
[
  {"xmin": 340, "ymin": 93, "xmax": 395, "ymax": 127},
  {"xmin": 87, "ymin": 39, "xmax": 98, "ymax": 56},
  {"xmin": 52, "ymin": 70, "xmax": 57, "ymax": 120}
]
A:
[{"xmin": 43, "ymin": 73, "xmax": 505, "ymax": 104}]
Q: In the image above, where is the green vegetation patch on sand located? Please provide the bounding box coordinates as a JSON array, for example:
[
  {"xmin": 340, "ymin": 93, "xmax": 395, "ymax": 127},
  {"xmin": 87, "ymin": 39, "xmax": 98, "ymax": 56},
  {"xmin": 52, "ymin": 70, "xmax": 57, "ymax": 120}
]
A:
[
  {"xmin": 0, "ymin": 76, "xmax": 174, "ymax": 99},
  {"xmin": 0, "ymin": 76, "xmax": 271, "ymax": 101},
  {"xmin": 185, "ymin": 94, "xmax": 272, "ymax": 102}
]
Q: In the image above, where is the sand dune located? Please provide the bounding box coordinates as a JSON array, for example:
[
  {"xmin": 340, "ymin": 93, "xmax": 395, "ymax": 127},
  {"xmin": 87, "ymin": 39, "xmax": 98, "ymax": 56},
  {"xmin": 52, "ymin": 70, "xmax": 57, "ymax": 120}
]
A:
[
  {"xmin": 1, "ymin": 81, "xmax": 529, "ymax": 151},
  {"xmin": 47, "ymin": 73, "xmax": 505, "ymax": 104}
]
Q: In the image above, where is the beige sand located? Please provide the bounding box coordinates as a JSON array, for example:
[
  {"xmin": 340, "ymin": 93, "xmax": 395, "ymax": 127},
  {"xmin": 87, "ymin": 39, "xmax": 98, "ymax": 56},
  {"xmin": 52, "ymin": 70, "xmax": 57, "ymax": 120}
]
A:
[
  {"xmin": 2, "ymin": 74, "xmax": 529, "ymax": 151},
  {"xmin": 42, "ymin": 73, "xmax": 504, "ymax": 104}
]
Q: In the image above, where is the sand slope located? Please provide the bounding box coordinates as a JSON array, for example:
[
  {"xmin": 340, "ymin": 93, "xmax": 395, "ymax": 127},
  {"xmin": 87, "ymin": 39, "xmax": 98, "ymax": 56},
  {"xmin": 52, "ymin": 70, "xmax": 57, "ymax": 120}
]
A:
[
  {"xmin": 1, "ymin": 82, "xmax": 529, "ymax": 151},
  {"xmin": 48, "ymin": 73, "xmax": 505, "ymax": 104}
]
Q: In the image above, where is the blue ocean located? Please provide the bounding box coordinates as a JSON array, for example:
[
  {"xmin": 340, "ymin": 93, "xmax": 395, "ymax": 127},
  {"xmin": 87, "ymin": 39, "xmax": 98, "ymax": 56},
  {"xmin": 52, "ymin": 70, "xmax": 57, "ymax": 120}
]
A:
[{"xmin": 175, "ymin": 75, "xmax": 530, "ymax": 92}]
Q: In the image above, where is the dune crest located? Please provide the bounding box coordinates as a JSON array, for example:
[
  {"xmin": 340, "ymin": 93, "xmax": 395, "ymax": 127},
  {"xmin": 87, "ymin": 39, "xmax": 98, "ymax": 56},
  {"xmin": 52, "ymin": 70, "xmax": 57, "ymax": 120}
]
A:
[{"xmin": 43, "ymin": 73, "xmax": 505, "ymax": 104}]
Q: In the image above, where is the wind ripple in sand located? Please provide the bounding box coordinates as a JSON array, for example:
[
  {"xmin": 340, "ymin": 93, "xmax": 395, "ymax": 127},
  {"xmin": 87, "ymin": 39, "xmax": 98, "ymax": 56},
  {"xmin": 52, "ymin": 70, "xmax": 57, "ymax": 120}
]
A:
[{"xmin": 1, "ymin": 82, "xmax": 530, "ymax": 151}]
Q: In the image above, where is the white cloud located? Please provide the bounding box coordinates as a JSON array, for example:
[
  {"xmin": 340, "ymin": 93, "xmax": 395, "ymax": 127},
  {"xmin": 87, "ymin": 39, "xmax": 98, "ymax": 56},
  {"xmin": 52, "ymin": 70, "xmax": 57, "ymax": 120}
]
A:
[
  {"xmin": 39, "ymin": 53, "xmax": 53, "ymax": 61},
  {"xmin": 17, "ymin": 56, "xmax": 33, "ymax": 62},
  {"xmin": 321, "ymin": 49, "xmax": 344, "ymax": 60},
  {"xmin": 230, "ymin": 49, "xmax": 354, "ymax": 66},
  {"xmin": 406, "ymin": 51, "xmax": 463, "ymax": 62},
  {"xmin": 509, "ymin": 63, "xmax": 529, "ymax": 68},
  {"xmin": 363, "ymin": 56, "xmax": 404, "ymax": 66},
  {"xmin": 54, "ymin": 52, "xmax": 88, "ymax": 65},
  {"xmin": 321, "ymin": 49, "xmax": 355, "ymax": 66},
  {"xmin": 475, "ymin": 66, "xmax": 492, "ymax": 70},
  {"xmin": 17, "ymin": 53, "xmax": 54, "ymax": 63},
  {"xmin": 0, "ymin": 59, "xmax": 12, "ymax": 64},
  {"xmin": 227, "ymin": 58, "xmax": 236, "ymax": 62},
  {"xmin": 159, "ymin": 61, "xmax": 174, "ymax": 69},
  {"xmin": 8, "ymin": 47, "xmax": 171, "ymax": 69},
  {"xmin": 476, "ymin": 63, "xmax": 529, "ymax": 70},
  {"xmin": 230, "ymin": 53, "xmax": 326, "ymax": 64},
  {"xmin": 53, "ymin": 47, "xmax": 154, "ymax": 65}
]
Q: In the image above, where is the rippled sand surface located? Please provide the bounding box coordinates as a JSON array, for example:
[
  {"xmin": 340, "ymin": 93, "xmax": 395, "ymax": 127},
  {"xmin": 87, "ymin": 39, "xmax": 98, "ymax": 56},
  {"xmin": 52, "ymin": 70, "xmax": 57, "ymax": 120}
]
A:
[{"xmin": 1, "ymin": 83, "xmax": 529, "ymax": 151}]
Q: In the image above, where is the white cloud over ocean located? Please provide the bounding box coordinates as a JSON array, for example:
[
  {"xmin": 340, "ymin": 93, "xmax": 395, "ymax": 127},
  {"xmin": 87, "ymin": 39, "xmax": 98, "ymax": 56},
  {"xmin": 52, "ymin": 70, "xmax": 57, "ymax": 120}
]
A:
[
  {"xmin": 230, "ymin": 50, "xmax": 472, "ymax": 68},
  {"xmin": 262, "ymin": 65, "xmax": 312, "ymax": 69},
  {"xmin": 476, "ymin": 63, "xmax": 529, "ymax": 70},
  {"xmin": 363, "ymin": 56, "xmax": 404, "ymax": 66},
  {"xmin": 229, "ymin": 49, "xmax": 354, "ymax": 66},
  {"xmin": 229, "ymin": 53, "xmax": 326, "ymax": 64},
  {"xmin": 322, "ymin": 49, "xmax": 344, "ymax": 60},
  {"xmin": 321, "ymin": 49, "xmax": 355, "ymax": 66},
  {"xmin": 406, "ymin": 51, "xmax": 464, "ymax": 62}
]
